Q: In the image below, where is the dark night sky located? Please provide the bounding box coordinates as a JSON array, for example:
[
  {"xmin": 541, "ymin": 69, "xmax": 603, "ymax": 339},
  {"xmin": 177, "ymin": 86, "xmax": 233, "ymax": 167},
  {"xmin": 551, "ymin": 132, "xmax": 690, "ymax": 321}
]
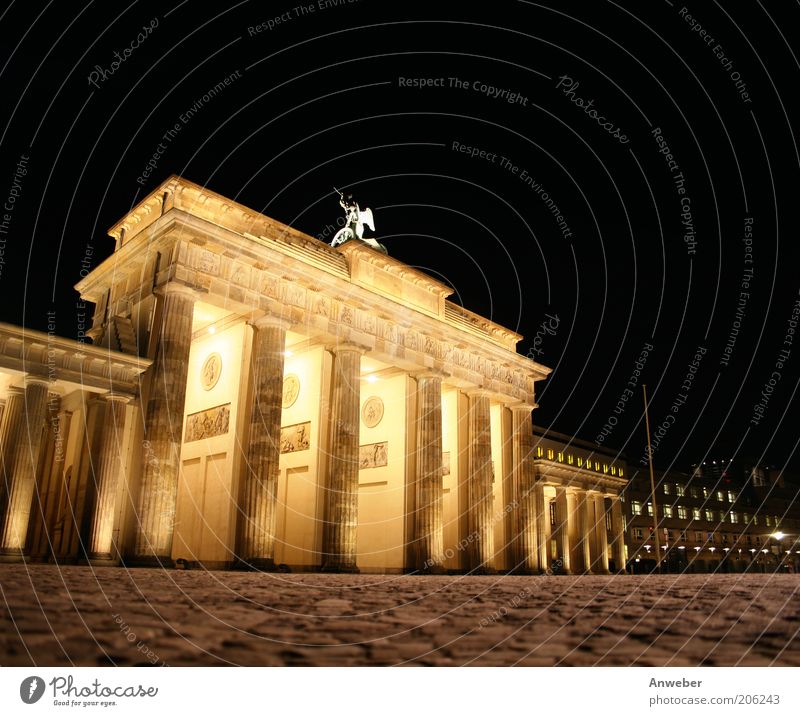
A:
[{"xmin": 0, "ymin": 0, "xmax": 798, "ymax": 472}]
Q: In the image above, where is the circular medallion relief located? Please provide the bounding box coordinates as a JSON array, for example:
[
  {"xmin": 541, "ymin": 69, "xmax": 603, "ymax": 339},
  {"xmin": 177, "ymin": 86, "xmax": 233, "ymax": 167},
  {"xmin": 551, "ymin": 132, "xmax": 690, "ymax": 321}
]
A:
[
  {"xmin": 361, "ymin": 396, "xmax": 384, "ymax": 428},
  {"xmin": 282, "ymin": 374, "xmax": 300, "ymax": 409},
  {"xmin": 200, "ymin": 352, "xmax": 222, "ymax": 391}
]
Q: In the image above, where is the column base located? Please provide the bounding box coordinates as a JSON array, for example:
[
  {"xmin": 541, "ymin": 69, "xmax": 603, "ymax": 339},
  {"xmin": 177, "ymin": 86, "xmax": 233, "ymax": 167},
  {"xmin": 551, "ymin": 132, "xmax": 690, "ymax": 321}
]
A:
[
  {"xmin": 320, "ymin": 562, "xmax": 360, "ymax": 574},
  {"xmin": 123, "ymin": 554, "xmax": 175, "ymax": 569},
  {"xmin": 418, "ymin": 564, "xmax": 447, "ymax": 575},
  {"xmin": 468, "ymin": 565, "xmax": 497, "ymax": 575},
  {"xmin": 0, "ymin": 549, "xmax": 27, "ymax": 563},
  {"xmin": 82, "ymin": 554, "xmax": 120, "ymax": 567},
  {"xmin": 234, "ymin": 557, "xmax": 279, "ymax": 572}
]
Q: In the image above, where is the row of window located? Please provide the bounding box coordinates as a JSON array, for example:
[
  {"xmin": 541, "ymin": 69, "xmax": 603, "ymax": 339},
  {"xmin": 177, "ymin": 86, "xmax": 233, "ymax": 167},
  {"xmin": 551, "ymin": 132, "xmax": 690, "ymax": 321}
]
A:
[
  {"xmin": 535, "ymin": 446, "xmax": 624, "ymax": 476},
  {"xmin": 630, "ymin": 501, "xmax": 780, "ymax": 527},
  {"xmin": 662, "ymin": 483, "xmax": 737, "ymax": 502},
  {"xmin": 631, "ymin": 528, "xmax": 770, "ymax": 545}
]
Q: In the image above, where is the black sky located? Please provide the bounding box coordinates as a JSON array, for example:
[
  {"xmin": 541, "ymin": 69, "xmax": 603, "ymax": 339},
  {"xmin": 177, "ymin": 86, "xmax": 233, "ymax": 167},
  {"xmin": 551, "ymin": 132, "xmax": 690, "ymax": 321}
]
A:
[{"xmin": 0, "ymin": 0, "xmax": 798, "ymax": 472}]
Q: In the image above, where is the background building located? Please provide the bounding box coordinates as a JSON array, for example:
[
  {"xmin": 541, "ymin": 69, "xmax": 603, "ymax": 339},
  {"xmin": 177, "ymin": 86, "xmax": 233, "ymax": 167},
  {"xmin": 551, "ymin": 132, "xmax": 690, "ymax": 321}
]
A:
[{"xmin": 624, "ymin": 461, "xmax": 800, "ymax": 573}]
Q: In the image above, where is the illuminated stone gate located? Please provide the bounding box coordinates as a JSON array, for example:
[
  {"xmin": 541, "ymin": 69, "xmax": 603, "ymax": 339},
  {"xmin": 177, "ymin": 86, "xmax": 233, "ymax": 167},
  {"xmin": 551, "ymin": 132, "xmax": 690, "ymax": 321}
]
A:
[{"xmin": 0, "ymin": 176, "xmax": 627, "ymax": 573}]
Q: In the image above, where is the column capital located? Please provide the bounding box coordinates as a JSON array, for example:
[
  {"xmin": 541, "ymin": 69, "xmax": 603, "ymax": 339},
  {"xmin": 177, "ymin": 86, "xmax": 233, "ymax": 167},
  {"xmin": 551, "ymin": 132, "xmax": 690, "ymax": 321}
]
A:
[
  {"xmin": 157, "ymin": 282, "xmax": 200, "ymax": 301},
  {"xmin": 23, "ymin": 375, "xmax": 51, "ymax": 389},
  {"xmin": 413, "ymin": 368, "xmax": 449, "ymax": 381},
  {"xmin": 4, "ymin": 386, "xmax": 24, "ymax": 398},
  {"xmin": 465, "ymin": 388, "xmax": 492, "ymax": 400},
  {"xmin": 509, "ymin": 401, "xmax": 536, "ymax": 416},
  {"xmin": 102, "ymin": 392, "xmax": 135, "ymax": 404},
  {"xmin": 326, "ymin": 341, "xmax": 369, "ymax": 356},
  {"xmin": 250, "ymin": 313, "xmax": 292, "ymax": 331}
]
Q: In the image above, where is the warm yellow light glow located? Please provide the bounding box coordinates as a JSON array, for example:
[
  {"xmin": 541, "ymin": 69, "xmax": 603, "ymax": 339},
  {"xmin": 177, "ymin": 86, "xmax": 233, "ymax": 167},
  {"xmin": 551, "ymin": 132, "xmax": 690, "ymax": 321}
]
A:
[
  {"xmin": 772, "ymin": 531, "xmax": 785, "ymax": 540},
  {"xmin": 208, "ymin": 326, "xmax": 216, "ymax": 334},
  {"xmin": 284, "ymin": 350, "xmax": 293, "ymax": 357},
  {"xmin": 366, "ymin": 374, "xmax": 378, "ymax": 383}
]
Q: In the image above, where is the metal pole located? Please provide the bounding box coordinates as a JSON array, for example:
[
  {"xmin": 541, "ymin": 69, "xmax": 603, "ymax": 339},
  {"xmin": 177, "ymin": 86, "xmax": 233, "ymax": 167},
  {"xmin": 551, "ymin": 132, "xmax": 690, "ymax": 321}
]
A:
[{"xmin": 643, "ymin": 384, "xmax": 662, "ymax": 572}]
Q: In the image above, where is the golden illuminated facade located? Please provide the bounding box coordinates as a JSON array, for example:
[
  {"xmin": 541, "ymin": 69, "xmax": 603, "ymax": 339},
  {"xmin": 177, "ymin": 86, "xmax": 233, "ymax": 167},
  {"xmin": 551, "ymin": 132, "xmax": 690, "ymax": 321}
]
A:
[{"xmin": 0, "ymin": 176, "xmax": 627, "ymax": 574}]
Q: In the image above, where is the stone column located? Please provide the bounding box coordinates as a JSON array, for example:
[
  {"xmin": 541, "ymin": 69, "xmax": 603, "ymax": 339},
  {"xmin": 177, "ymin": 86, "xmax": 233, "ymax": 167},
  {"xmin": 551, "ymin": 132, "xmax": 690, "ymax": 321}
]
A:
[
  {"xmin": 554, "ymin": 486, "xmax": 571, "ymax": 574},
  {"xmin": 467, "ymin": 390, "xmax": 495, "ymax": 573},
  {"xmin": 50, "ymin": 409, "xmax": 73, "ymax": 558},
  {"xmin": 414, "ymin": 371, "xmax": 446, "ymax": 572},
  {"xmin": 576, "ymin": 489, "xmax": 592, "ymax": 573},
  {"xmin": 0, "ymin": 378, "xmax": 50, "ymax": 555},
  {"xmin": 237, "ymin": 315, "xmax": 289, "ymax": 570},
  {"xmin": 132, "ymin": 283, "xmax": 197, "ymax": 566},
  {"xmin": 87, "ymin": 394, "xmax": 131, "ymax": 561},
  {"xmin": 0, "ymin": 387, "xmax": 25, "ymax": 517},
  {"xmin": 321, "ymin": 344, "xmax": 363, "ymax": 572},
  {"xmin": 534, "ymin": 482, "xmax": 549, "ymax": 571},
  {"xmin": 592, "ymin": 493, "xmax": 610, "ymax": 574},
  {"xmin": 510, "ymin": 404, "xmax": 538, "ymax": 573},
  {"xmin": 610, "ymin": 496, "xmax": 626, "ymax": 573}
]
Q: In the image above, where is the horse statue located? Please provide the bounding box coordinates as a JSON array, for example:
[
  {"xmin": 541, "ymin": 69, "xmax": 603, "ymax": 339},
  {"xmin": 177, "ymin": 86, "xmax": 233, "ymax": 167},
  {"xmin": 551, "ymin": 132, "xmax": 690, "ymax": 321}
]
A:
[{"xmin": 330, "ymin": 189, "xmax": 387, "ymax": 254}]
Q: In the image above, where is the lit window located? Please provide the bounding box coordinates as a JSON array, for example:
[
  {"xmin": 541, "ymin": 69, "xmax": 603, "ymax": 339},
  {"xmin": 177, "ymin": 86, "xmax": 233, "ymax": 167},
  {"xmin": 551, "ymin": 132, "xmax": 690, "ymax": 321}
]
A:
[
  {"xmin": 722, "ymin": 533, "xmax": 728, "ymax": 543},
  {"xmin": 678, "ymin": 506, "xmax": 688, "ymax": 520},
  {"xmin": 703, "ymin": 487, "xmax": 710, "ymax": 498},
  {"xmin": 547, "ymin": 449, "xmax": 554, "ymax": 460},
  {"xmin": 603, "ymin": 463, "xmax": 608, "ymax": 473},
  {"xmin": 730, "ymin": 512, "xmax": 739, "ymax": 524},
  {"xmin": 557, "ymin": 452, "xmax": 563, "ymax": 463},
  {"xmin": 690, "ymin": 487, "xmax": 699, "ymax": 498},
  {"xmin": 664, "ymin": 483, "xmax": 671, "ymax": 495},
  {"xmin": 619, "ymin": 468, "xmax": 624, "ymax": 477},
  {"xmin": 550, "ymin": 502, "xmax": 557, "ymax": 526},
  {"xmin": 716, "ymin": 490, "xmax": 725, "ymax": 502},
  {"xmin": 720, "ymin": 511, "xmax": 727, "ymax": 523},
  {"xmin": 753, "ymin": 515, "xmax": 758, "ymax": 525},
  {"xmin": 705, "ymin": 509, "xmax": 714, "ymax": 522},
  {"xmin": 676, "ymin": 484, "xmax": 685, "ymax": 496},
  {"xmin": 595, "ymin": 461, "xmax": 600, "ymax": 471},
  {"xmin": 647, "ymin": 503, "xmax": 653, "ymax": 516},
  {"xmin": 664, "ymin": 505, "xmax": 673, "ymax": 518},
  {"xmin": 631, "ymin": 501, "xmax": 642, "ymax": 516},
  {"xmin": 633, "ymin": 528, "xmax": 644, "ymax": 541},
  {"xmin": 765, "ymin": 516, "xmax": 772, "ymax": 527},
  {"xmin": 774, "ymin": 516, "xmax": 780, "ymax": 527},
  {"xmin": 537, "ymin": 446, "xmax": 543, "ymax": 457},
  {"xmin": 567, "ymin": 454, "xmax": 574, "ymax": 465},
  {"xmin": 611, "ymin": 466, "xmax": 616, "ymax": 476},
  {"xmin": 693, "ymin": 508, "xmax": 701, "ymax": 520},
  {"xmin": 728, "ymin": 491, "xmax": 735, "ymax": 502},
  {"xmin": 577, "ymin": 457, "xmax": 583, "ymax": 467}
]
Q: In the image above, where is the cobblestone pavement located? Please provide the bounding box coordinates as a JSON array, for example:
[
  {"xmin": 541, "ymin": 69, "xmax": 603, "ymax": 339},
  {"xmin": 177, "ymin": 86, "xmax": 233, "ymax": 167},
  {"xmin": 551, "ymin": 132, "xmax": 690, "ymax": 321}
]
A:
[{"xmin": 1, "ymin": 566, "xmax": 799, "ymax": 666}]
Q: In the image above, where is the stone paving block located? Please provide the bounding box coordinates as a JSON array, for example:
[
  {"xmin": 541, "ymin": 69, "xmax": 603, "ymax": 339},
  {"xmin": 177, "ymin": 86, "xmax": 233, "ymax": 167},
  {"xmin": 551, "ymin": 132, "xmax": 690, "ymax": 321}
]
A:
[{"xmin": 1, "ymin": 566, "xmax": 799, "ymax": 666}]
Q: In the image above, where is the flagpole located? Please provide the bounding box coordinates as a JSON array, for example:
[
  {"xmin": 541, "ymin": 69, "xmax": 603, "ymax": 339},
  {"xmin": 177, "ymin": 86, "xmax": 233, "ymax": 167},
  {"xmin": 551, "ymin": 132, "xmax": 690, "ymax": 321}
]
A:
[{"xmin": 643, "ymin": 384, "xmax": 662, "ymax": 573}]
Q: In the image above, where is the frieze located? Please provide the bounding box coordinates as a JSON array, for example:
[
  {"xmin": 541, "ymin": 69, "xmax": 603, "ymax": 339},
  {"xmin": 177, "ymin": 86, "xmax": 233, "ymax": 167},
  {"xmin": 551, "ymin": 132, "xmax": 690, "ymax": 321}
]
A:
[
  {"xmin": 280, "ymin": 422, "xmax": 310, "ymax": 453},
  {"xmin": 175, "ymin": 245, "xmax": 538, "ymax": 401},
  {"xmin": 359, "ymin": 441, "xmax": 388, "ymax": 469},
  {"xmin": 196, "ymin": 249, "xmax": 220, "ymax": 275},
  {"xmin": 185, "ymin": 403, "xmax": 230, "ymax": 443}
]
